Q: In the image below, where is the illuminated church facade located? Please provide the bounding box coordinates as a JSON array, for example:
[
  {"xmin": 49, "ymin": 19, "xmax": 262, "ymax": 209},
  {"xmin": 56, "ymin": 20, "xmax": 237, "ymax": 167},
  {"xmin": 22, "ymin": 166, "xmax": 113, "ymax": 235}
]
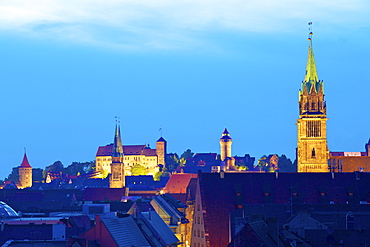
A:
[{"xmin": 296, "ymin": 25, "xmax": 329, "ymax": 172}]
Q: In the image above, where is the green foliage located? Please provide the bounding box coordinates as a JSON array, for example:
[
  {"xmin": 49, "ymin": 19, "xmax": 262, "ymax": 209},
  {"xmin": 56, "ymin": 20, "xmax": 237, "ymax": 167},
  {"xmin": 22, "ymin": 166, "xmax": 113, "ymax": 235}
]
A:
[
  {"xmin": 64, "ymin": 161, "xmax": 94, "ymax": 176},
  {"xmin": 154, "ymin": 171, "xmax": 170, "ymax": 181},
  {"xmin": 235, "ymin": 159, "xmax": 248, "ymax": 171},
  {"xmin": 166, "ymin": 153, "xmax": 180, "ymax": 172},
  {"xmin": 279, "ymin": 155, "xmax": 296, "ymax": 172},
  {"xmin": 43, "ymin": 161, "xmax": 64, "ymax": 178},
  {"xmin": 180, "ymin": 149, "xmax": 194, "ymax": 161},
  {"xmin": 32, "ymin": 168, "xmax": 43, "ymax": 182},
  {"xmin": 256, "ymin": 155, "xmax": 270, "ymax": 172},
  {"xmin": 5, "ymin": 167, "xmax": 19, "ymax": 183},
  {"xmin": 131, "ymin": 164, "xmax": 147, "ymax": 176}
]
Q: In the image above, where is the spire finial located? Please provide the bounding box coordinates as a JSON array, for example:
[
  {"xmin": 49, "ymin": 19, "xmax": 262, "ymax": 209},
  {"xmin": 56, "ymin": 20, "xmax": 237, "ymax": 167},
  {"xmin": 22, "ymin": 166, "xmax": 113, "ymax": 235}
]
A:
[{"xmin": 159, "ymin": 127, "xmax": 162, "ymax": 137}]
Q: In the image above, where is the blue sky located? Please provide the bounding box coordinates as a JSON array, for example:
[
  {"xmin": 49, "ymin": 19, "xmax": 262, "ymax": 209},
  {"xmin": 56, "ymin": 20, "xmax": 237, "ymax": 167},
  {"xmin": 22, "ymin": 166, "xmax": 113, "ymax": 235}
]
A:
[{"xmin": 0, "ymin": 0, "xmax": 369, "ymax": 179}]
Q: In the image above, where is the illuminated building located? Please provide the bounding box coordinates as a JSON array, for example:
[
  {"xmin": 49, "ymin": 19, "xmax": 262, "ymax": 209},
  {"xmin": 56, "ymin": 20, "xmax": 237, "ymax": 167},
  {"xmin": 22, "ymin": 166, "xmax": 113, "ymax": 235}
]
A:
[
  {"xmin": 297, "ymin": 23, "xmax": 329, "ymax": 172},
  {"xmin": 96, "ymin": 125, "xmax": 167, "ymax": 178},
  {"xmin": 17, "ymin": 152, "xmax": 32, "ymax": 189},
  {"xmin": 219, "ymin": 128, "xmax": 236, "ymax": 171}
]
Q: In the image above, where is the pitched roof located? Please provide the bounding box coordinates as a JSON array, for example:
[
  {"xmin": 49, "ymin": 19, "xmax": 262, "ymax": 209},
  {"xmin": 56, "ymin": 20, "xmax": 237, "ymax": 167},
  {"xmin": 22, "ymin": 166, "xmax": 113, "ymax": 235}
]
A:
[
  {"xmin": 163, "ymin": 173, "xmax": 197, "ymax": 194},
  {"xmin": 101, "ymin": 216, "xmax": 150, "ymax": 247},
  {"xmin": 20, "ymin": 153, "xmax": 31, "ymax": 168},
  {"xmin": 199, "ymin": 172, "xmax": 370, "ymax": 247},
  {"xmin": 140, "ymin": 210, "xmax": 179, "ymax": 245},
  {"xmin": 157, "ymin": 137, "xmax": 166, "ymax": 142},
  {"xmin": 96, "ymin": 144, "xmax": 156, "ymax": 156}
]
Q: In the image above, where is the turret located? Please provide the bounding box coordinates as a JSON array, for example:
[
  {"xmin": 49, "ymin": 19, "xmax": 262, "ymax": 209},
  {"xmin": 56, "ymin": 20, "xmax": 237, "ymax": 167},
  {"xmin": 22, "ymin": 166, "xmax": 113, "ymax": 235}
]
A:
[
  {"xmin": 18, "ymin": 152, "xmax": 32, "ymax": 189},
  {"xmin": 220, "ymin": 128, "xmax": 232, "ymax": 162}
]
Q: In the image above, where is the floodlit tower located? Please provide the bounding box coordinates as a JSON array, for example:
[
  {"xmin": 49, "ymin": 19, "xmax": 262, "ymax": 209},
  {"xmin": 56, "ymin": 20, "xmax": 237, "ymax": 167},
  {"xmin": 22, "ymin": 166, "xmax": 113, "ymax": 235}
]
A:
[
  {"xmin": 297, "ymin": 23, "xmax": 329, "ymax": 172},
  {"xmin": 156, "ymin": 137, "xmax": 167, "ymax": 169},
  {"xmin": 220, "ymin": 128, "xmax": 232, "ymax": 162},
  {"xmin": 18, "ymin": 152, "xmax": 32, "ymax": 189},
  {"xmin": 109, "ymin": 121, "xmax": 125, "ymax": 188}
]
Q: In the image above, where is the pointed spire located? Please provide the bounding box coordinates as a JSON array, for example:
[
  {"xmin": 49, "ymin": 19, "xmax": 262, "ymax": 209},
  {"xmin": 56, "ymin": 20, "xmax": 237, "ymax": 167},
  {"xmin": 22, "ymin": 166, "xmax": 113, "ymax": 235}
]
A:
[
  {"xmin": 112, "ymin": 120, "xmax": 124, "ymax": 158},
  {"xmin": 220, "ymin": 128, "xmax": 231, "ymax": 140},
  {"xmin": 302, "ymin": 22, "xmax": 323, "ymax": 94},
  {"xmin": 20, "ymin": 152, "xmax": 31, "ymax": 168}
]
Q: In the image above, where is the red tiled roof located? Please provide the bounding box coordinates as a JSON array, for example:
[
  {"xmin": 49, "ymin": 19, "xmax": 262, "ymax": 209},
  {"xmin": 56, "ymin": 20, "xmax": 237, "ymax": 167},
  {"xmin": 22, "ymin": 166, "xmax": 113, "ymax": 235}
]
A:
[
  {"xmin": 163, "ymin": 173, "xmax": 197, "ymax": 194},
  {"xmin": 96, "ymin": 144, "xmax": 156, "ymax": 156},
  {"xmin": 20, "ymin": 153, "xmax": 31, "ymax": 168}
]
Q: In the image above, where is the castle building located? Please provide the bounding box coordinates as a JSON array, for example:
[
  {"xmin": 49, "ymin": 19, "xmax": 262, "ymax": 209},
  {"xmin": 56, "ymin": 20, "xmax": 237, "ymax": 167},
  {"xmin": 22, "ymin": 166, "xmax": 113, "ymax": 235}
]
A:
[
  {"xmin": 18, "ymin": 152, "xmax": 32, "ymax": 189},
  {"xmin": 109, "ymin": 123, "xmax": 125, "ymax": 188},
  {"xmin": 96, "ymin": 126, "xmax": 167, "ymax": 178},
  {"xmin": 297, "ymin": 25, "xmax": 329, "ymax": 172}
]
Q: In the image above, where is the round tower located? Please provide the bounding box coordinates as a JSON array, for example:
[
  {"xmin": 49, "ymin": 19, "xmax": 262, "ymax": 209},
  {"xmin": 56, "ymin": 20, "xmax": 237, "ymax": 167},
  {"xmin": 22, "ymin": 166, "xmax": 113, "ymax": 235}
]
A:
[
  {"xmin": 18, "ymin": 152, "xmax": 32, "ymax": 189},
  {"xmin": 220, "ymin": 128, "xmax": 232, "ymax": 162}
]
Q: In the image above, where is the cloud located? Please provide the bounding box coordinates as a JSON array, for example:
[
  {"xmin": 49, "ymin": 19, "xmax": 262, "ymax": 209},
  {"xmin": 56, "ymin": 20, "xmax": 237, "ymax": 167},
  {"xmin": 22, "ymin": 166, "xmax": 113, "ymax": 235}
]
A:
[{"xmin": 0, "ymin": 0, "xmax": 368, "ymax": 50}]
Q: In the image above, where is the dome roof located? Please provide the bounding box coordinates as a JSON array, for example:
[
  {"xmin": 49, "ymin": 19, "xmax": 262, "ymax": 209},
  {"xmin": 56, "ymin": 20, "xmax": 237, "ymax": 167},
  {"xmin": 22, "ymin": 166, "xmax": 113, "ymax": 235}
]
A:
[{"xmin": 0, "ymin": 201, "xmax": 19, "ymax": 218}]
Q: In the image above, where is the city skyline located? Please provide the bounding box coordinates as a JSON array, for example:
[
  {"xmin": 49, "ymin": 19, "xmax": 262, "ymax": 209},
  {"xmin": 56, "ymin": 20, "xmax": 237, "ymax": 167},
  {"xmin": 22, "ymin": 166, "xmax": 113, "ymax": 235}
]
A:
[{"xmin": 0, "ymin": 0, "xmax": 369, "ymax": 179}]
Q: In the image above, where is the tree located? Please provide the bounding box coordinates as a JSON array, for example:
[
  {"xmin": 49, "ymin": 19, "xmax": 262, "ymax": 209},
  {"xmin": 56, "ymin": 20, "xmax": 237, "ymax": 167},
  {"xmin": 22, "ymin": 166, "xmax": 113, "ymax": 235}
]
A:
[
  {"xmin": 64, "ymin": 161, "xmax": 95, "ymax": 176},
  {"xmin": 43, "ymin": 161, "xmax": 64, "ymax": 178},
  {"xmin": 5, "ymin": 167, "xmax": 19, "ymax": 182},
  {"xmin": 131, "ymin": 164, "xmax": 147, "ymax": 176},
  {"xmin": 180, "ymin": 149, "xmax": 194, "ymax": 160},
  {"xmin": 278, "ymin": 155, "xmax": 296, "ymax": 172},
  {"xmin": 154, "ymin": 171, "xmax": 170, "ymax": 181},
  {"xmin": 166, "ymin": 153, "xmax": 180, "ymax": 172},
  {"xmin": 32, "ymin": 168, "xmax": 43, "ymax": 182}
]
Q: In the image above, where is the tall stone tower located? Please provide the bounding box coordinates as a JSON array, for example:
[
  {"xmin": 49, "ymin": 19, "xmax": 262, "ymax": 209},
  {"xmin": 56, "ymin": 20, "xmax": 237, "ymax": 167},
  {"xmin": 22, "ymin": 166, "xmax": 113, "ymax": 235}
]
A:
[
  {"xmin": 18, "ymin": 152, "xmax": 32, "ymax": 189},
  {"xmin": 156, "ymin": 137, "xmax": 167, "ymax": 169},
  {"xmin": 109, "ymin": 123, "xmax": 125, "ymax": 188},
  {"xmin": 297, "ymin": 24, "xmax": 329, "ymax": 172},
  {"xmin": 220, "ymin": 128, "xmax": 232, "ymax": 162}
]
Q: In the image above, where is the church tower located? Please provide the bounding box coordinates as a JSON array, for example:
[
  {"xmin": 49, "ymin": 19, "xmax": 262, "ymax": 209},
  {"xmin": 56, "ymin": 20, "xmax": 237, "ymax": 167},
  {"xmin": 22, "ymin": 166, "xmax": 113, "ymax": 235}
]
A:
[
  {"xmin": 220, "ymin": 128, "xmax": 232, "ymax": 162},
  {"xmin": 297, "ymin": 23, "xmax": 329, "ymax": 172},
  {"xmin": 109, "ymin": 122, "xmax": 125, "ymax": 188},
  {"xmin": 18, "ymin": 152, "xmax": 32, "ymax": 189}
]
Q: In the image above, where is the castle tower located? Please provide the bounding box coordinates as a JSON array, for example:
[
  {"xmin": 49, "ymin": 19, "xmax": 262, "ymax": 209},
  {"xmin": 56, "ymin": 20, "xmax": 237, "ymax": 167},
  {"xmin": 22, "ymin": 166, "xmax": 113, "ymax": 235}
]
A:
[
  {"xmin": 18, "ymin": 152, "xmax": 32, "ymax": 189},
  {"xmin": 156, "ymin": 137, "xmax": 167, "ymax": 169},
  {"xmin": 297, "ymin": 23, "xmax": 329, "ymax": 172},
  {"xmin": 220, "ymin": 128, "xmax": 232, "ymax": 162},
  {"xmin": 109, "ymin": 122, "xmax": 125, "ymax": 188}
]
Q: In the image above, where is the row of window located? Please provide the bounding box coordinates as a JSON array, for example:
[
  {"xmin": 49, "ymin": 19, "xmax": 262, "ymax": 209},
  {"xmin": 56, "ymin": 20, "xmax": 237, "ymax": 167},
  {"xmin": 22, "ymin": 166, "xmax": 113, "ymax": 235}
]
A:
[
  {"xmin": 194, "ymin": 216, "xmax": 203, "ymax": 224},
  {"xmin": 97, "ymin": 157, "xmax": 157, "ymax": 162},
  {"xmin": 193, "ymin": 229, "xmax": 204, "ymax": 238}
]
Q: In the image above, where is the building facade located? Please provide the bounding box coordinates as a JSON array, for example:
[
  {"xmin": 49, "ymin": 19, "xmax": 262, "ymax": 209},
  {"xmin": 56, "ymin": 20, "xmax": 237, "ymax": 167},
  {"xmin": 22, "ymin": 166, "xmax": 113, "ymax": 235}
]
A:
[
  {"xmin": 297, "ymin": 25, "xmax": 329, "ymax": 172},
  {"xmin": 96, "ymin": 127, "xmax": 167, "ymax": 178}
]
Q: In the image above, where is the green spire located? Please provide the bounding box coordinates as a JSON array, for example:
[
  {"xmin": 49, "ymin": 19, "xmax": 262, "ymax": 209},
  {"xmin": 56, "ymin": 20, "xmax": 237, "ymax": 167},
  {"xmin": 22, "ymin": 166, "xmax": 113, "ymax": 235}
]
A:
[
  {"xmin": 302, "ymin": 23, "xmax": 324, "ymax": 94},
  {"xmin": 304, "ymin": 36, "xmax": 318, "ymax": 84},
  {"xmin": 112, "ymin": 122, "xmax": 124, "ymax": 158}
]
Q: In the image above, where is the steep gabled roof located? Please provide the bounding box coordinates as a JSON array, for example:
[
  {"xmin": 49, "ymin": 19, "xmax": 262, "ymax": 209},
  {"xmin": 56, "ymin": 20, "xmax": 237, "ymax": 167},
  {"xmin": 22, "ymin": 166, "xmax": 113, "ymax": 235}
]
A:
[
  {"xmin": 163, "ymin": 173, "xmax": 197, "ymax": 194},
  {"xmin": 20, "ymin": 153, "xmax": 31, "ymax": 168}
]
